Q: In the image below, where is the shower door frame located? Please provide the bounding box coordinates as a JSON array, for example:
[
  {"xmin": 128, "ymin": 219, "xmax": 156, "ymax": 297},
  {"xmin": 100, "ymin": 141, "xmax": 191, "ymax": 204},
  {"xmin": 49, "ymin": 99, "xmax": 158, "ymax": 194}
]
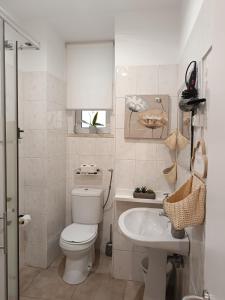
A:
[
  {"xmin": 2, "ymin": 22, "xmax": 20, "ymax": 300},
  {"xmin": 0, "ymin": 8, "xmax": 40, "ymax": 300},
  {"xmin": 0, "ymin": 17, "xmax": 8, "ymax": 300}
]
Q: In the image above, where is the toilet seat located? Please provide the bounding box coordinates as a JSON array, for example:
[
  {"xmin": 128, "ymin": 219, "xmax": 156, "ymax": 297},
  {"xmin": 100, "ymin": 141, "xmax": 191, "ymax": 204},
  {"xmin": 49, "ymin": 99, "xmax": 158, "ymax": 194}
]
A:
[{"xmin": 61, "ymin": 223, "xmax": 98, "ymax": 245}]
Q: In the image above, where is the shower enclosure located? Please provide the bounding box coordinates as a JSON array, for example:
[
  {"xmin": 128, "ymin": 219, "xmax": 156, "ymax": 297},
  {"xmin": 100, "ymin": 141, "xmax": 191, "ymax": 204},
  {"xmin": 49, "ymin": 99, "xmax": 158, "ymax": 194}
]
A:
[{"xmin": 0, "ymin": 10, "xmax": 39, "ymax": 300}]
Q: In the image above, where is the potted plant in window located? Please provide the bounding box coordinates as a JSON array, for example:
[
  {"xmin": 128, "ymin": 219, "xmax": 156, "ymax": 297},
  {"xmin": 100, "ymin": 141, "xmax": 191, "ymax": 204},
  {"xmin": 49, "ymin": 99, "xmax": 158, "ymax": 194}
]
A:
[{"xmin": 82, "ymin": 112, "xmax": 103, "ymax": 134}]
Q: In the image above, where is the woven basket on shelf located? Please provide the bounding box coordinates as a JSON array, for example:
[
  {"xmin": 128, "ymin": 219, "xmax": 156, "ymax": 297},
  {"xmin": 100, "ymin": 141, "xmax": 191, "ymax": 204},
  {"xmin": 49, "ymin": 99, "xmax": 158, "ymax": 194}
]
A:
[{"xmin": 164, "ymin": 174, "xmax": 206, "ymax": 230}]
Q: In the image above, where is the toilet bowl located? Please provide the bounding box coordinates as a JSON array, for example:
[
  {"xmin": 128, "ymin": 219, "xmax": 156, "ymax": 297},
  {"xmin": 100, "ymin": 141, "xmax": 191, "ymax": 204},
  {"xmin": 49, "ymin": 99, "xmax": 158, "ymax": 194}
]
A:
[
  {"xmin": 60, "ymin": 223, "xmax": 98, "ymax": 284},
  {"xmin": 60, "ymin": 187, "xmax": 103, "ymax": 284}
]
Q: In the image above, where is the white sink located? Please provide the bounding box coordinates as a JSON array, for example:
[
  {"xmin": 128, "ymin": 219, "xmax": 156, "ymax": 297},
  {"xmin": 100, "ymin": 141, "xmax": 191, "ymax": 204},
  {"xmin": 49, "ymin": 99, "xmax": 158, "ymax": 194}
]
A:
[
  {"xmin": 118, "ymin": 207, "xmax": 189, "ymax": 255},
  {"xmin": 118, "ymin": 208, "xmax": 190, "ymax": 300}
]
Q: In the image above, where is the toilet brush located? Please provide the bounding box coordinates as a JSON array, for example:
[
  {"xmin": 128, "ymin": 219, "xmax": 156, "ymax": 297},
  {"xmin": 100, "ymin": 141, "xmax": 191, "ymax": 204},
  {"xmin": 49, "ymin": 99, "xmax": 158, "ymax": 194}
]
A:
[{"xmin": 105, "ymin": 224, "xmax": 112, "ymax": 257}]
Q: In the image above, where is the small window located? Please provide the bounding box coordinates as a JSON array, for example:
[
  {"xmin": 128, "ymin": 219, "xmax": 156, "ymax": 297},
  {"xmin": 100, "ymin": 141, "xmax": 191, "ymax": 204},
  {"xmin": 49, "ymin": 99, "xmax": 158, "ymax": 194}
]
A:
[
  {"xmin": 75, "ymin": 110, "xmax": 111, "ymax": 134},
  {"xmin": 81, "ymin": 110, "xmax": 107, "ymax": 128}
]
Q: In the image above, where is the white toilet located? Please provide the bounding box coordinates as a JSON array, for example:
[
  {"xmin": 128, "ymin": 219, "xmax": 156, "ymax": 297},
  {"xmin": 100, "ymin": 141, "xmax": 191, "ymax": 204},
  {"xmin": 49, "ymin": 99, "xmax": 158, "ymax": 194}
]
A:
[{"xmin": 60, "ymin": 187, "xmax": 103, "ymax": 284}]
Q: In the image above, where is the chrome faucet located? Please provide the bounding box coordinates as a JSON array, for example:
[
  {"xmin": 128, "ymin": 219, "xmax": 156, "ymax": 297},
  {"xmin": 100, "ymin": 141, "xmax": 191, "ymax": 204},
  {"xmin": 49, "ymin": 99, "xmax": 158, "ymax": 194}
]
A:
[{"xmin": 159, "ymin": 193, "xmax": 170, "ymax": 217}]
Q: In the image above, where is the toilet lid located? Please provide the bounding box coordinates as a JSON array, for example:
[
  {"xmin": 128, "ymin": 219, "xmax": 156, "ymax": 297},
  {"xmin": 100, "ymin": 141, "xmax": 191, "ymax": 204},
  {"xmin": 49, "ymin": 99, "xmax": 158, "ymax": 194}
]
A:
[{"xmin": 61, "ymin": 223, "xmax": 98, "ymax": 244}]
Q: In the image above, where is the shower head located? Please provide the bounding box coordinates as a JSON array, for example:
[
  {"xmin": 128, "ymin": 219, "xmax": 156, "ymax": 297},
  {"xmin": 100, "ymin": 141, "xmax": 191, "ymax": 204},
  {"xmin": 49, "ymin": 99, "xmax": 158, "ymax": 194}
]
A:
[
  {"xmin": 18, "ymin": 41, "xmax": 39, "ymax": 50},
  {"xmin": 5, "ymin": 40, "xmax": 13, "ymax": 50}
]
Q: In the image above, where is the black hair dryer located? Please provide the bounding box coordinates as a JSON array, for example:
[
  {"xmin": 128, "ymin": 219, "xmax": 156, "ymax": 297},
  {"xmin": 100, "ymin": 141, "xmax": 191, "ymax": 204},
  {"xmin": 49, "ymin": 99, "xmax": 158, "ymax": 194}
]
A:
[{"xmin": 179, "ymin": 61, "xmax": 206, "ymax": 113}]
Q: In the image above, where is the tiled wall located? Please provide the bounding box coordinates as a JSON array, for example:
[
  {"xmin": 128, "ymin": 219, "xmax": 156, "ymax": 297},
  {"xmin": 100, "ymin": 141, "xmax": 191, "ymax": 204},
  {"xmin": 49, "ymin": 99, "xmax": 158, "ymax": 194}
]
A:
[
  {"xmin": 112, "ymin": 64, "xmax": 178, "ymax": 281},
  {"xmin": 66, "ymin": 135, "xmax": 115, "ymax": 252},
  {"xmin": 115, "ymin": 64, "xmax": 178, "ymax": 195},
  {"xmin": 65, "ymin": 64, "xmax": 178, "ymax": 260},
  {"xmin": 19, "ymin": 71, "xmax": 66, "ymax": 268}
]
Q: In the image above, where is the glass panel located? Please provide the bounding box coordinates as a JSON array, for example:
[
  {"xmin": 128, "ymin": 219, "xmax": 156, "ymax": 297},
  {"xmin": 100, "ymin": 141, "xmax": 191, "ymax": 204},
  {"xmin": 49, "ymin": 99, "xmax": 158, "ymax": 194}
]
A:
[
  {"xmin": 5, "ymin": 23, "xmax": 19, "ymax": 300},
  {"xmin": 0, "ymin": 18, "xmax": 6, "ymax": 300},
  {"xmin": 81, "ymin": 110, "xmax": 106, "ymax": 128}
]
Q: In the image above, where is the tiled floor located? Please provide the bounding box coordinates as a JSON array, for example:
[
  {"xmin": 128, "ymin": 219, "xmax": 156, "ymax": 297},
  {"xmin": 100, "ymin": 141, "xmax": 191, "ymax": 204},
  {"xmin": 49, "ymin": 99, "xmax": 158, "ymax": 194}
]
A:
[{"xmin": 20, "ymin": 252, "xmax": 144, "ymax": 300}]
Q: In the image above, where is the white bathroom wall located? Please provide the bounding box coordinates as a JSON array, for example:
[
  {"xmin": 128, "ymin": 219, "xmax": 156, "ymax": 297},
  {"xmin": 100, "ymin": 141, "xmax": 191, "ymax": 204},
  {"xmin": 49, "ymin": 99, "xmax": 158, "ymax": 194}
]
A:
[
  {"xmin": 18, "ymin": 22, "xmax": 66, "ymax": 268},
  {"xmin": 114, "ymin": 65, "xmax": 178, "ymax": 193},
  {"xmin": 66, "ymin": 135, "xmax": 115, "ymax": 253},
  {"xmin": 177, "ymin": 0, "xmax": 212, "ymax": 296},
  {"xmin": 113, "ymin": 64, "xmax": 178, "ymax": 281},
  {"xmin": 65, "ymin": 12, "xmax": 180, "ymax": 257},
  {"xmin": 111, "ymin": 12, "xmax": 180, "ymax": 281}
]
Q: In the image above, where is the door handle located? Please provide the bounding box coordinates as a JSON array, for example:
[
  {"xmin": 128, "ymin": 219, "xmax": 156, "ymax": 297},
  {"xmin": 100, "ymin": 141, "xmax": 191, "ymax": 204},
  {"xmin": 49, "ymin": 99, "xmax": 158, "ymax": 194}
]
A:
[
  {"xmin": 17, "ymin": 127, "xmax": 24, "ymax": 140},
  {"xmin": 0, "ymin": 212, "xmax": 7, "ymax": 254}
]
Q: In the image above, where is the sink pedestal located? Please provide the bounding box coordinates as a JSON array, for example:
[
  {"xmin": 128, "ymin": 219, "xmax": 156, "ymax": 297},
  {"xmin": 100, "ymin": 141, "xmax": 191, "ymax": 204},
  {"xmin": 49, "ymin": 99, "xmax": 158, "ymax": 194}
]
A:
[{"xmin": 143, "ymin": 249, "xmax": 167, "ymax": 300}]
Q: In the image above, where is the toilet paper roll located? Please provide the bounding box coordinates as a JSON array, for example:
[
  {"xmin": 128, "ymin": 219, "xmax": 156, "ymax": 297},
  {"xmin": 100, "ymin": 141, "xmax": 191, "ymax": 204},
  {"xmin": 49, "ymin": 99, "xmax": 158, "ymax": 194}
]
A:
[{"xmin": 19, "ymin": 214, "xmax": 32, "ymax": 227}]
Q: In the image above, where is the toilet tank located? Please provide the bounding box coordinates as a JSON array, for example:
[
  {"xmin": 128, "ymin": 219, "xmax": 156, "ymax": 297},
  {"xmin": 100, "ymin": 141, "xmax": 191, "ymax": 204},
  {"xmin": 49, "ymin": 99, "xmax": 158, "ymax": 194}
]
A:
[{"xmin": 71, "ymin": 188, "xmax": 104, "ymax": 224}]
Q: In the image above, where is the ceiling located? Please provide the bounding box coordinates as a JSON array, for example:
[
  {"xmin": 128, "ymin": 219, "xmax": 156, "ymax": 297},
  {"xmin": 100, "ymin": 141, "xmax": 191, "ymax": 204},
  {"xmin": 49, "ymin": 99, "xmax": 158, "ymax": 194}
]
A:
[{"xmin": 0, "ymin": 0, "xmax": 182, "ymax": 42}]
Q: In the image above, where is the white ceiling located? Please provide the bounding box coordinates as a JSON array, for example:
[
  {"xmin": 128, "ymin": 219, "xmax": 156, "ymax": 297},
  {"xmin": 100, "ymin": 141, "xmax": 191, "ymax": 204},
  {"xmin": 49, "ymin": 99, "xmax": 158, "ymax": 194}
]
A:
[{"xmin": 0, "ymin": 0, "xmax": 182, "ymax": 42}]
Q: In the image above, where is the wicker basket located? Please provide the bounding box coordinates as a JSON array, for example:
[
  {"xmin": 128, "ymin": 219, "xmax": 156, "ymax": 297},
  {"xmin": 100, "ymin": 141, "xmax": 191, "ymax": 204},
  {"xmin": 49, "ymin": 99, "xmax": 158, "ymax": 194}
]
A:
[
  {"xmin": 164, "ymin": 130, "xmax": 177, "ymax": 150},
  {"xmin": 164, "ymin": 174, "xmax": 206, "ymax": 230},
  {"xmin": 163, "ymin": 162, "xmax": 177, "ymax": 184},
  {"xmin": 164, "ymin": 130, "xmax": 189, "ymax": 151},
  {"xmin": 177, "ymin": 131, "xmax": 189, "ymax": 150}
]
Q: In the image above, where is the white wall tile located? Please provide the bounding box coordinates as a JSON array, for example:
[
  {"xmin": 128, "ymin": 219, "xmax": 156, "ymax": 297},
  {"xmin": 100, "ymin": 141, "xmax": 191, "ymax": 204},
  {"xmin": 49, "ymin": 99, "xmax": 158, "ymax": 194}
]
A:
[
  {"xmin": 24, "ymin": 101, "xmax": 47, "ymax": 130},
  {"xmin": 95, "ymin": 138, "xmax": 115, "ymax": 155},
  {"xmin": 23, "ymin": 130, "xmax": 47, "ymax": 158},
  {"xmin": 116, "ymin": 66, "xmax": 137, "ymax": 98},
  {"xmin": 116, "ymin": 98, "xmax": 125, "ymax": 129},
  {"xmin": 20, "ymin": 71, "xmax": 66, "ymax": 269},
  {"xmin": 136, "ymin": 65, "xmax": 158, "ymax": 94},
  {"xmin": 23, "ymin": 72, "xmax": 47, "ymax": 101},
  {"xmin": 134, "ymin": 160, "xmax": 157, "ymax": 188},
  {"xmin": 115, "ymin": 129, "xmax": 136, "ymax": 160},
  {"xmin": 135, "ymin": 142, "xmax": 156, "ymax": 161},
  {"xmin": 115, "ymin": 159, "xmax": 135, "ymax": 189},
  {"xmin": 24, "ymin": 158, "xmax": 47, "ymax": 187}
]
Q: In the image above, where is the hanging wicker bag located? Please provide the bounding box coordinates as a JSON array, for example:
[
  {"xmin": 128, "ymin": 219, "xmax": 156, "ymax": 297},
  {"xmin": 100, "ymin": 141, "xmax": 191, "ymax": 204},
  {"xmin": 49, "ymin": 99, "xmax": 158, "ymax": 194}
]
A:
[
  {"xmin": 163, "ymin": 162, "xmax": 177, "ymax": 184},
  {"xmin": 164, "ymin": 174, "xmax": 206, "ymax": 230},
  {"xmin": 164, "ymin": 129, "xmax": 189, "ymax": 151},
  {"xmin": 177, "ymin": 130, "xmax": 189, "ymax": 150},
  {"xmin": 164, "ymin": 130, "xmax": 177, "ymax": 150}
]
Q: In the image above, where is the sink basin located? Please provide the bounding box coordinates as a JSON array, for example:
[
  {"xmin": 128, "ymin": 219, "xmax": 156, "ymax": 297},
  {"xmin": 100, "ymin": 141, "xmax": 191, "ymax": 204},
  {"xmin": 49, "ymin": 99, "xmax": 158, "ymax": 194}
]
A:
[
  {"xmin": 118, "ymin": 208, "xmax": 190, "ymax": 300},
  {"xmin": 118, "ymin": 207, "xmax": 189, "ymax": 255}
]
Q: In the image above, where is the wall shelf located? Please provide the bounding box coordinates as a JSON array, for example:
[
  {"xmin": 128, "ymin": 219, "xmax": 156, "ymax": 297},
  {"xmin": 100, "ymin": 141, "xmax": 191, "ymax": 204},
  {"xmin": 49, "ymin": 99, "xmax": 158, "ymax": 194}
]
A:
[
  {"xmin": 114, "ymin": 189, "xmax": 165, "ymax": 205},
  {"xmin": 74, "ymin": 168, "xmax": 102, "ymax": 176}
]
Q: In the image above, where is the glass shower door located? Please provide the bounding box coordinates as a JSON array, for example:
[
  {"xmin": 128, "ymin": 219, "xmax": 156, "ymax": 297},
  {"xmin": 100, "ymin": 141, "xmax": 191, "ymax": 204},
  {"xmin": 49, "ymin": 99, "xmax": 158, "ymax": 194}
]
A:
[
  {"xmin": 4, "ymin": 25, "xmax": 19, "ymax": 300},
  {"xmin": 0, "ymin": 17, "xmax": 7, "ymax": 300}
]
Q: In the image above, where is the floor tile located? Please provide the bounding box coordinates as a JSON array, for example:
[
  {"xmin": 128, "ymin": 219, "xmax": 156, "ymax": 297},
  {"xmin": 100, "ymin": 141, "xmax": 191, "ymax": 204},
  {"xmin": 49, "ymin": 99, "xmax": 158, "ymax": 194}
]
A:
[
  {"xmin": 94, "ymin": 253, "xmax": 112, "ymax": 274},
  {"xmin": 72, "ymin": 273, "xmax": 126, "ymax": 300},
  {"xmin": 22, "ymin": 268, "xmax": 75, "ymax": 300},
  {"xmin": 49, "ymin": 254, "xmax": 65, "ymax": 269},
  {"xmin": 20, "ymin": 297, "xmax": 65, "ymax": 300},
  {"xmin": 124, "ymin": 280, "xmax": 144, "ymax": 300},
  {"xmin": 20, "ymin": 254, "xmax": 141, "ymax": 300},
  {"xmin": 20, "ymin": 266, "xmax": 41, "ymax": 292}
]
